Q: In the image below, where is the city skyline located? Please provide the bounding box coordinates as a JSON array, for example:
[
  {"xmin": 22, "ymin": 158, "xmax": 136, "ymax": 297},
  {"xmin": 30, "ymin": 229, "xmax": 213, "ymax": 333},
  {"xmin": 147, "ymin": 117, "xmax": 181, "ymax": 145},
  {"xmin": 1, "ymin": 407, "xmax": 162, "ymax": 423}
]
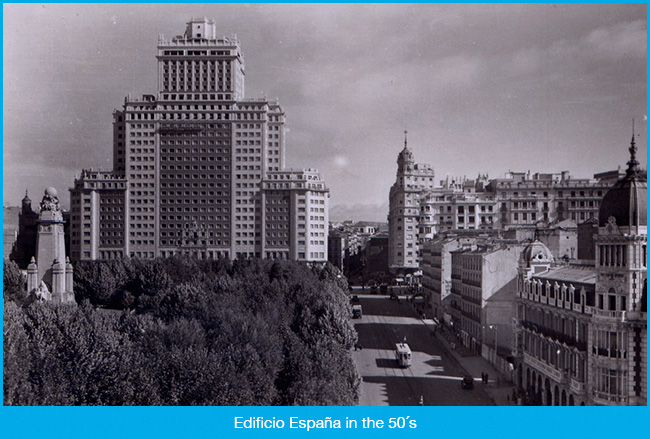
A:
[{"xmin": 3, "ymin": 3, "xmax": 647, "ymax": 222}]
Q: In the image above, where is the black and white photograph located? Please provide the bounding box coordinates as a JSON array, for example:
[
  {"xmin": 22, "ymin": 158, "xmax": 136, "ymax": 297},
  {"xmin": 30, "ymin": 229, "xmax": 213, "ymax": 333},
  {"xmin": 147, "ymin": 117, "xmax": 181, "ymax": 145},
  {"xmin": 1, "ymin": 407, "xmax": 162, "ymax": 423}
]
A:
[{"xmin": 2, "ymin": 3, "xmax": 647, "ymax": 408}]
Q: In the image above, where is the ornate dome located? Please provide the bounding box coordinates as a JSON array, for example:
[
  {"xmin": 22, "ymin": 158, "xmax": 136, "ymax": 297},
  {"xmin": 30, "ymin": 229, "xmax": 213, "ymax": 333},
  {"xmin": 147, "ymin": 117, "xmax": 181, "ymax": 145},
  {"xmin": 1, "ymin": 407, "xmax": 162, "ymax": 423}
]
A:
[
  {"xmin": 598, "ymin": 136, "xmax": 647, "ymax": 228},
  {"xmin": 45, "ymin": 187, "xmax": 58, "ymax": 198},
  {"xmin": 522, "ymin": 240, "xmax": 554, "ymax": 265}
]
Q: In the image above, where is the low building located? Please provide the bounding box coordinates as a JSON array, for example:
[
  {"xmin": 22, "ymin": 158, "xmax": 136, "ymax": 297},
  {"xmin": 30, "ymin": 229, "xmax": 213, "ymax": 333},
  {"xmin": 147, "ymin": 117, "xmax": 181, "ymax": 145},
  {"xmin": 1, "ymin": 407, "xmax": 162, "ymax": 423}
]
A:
[
  {"xmin": 327, "ymin": 232, "xmax": 345, "ymax": 270},
  {"xmin": 421, "ymin": 236, "xmax": 473, "ymax": 320},
  {"xmin": 449, "ymin": 243, "xmax": 523, "ymax": 356}
]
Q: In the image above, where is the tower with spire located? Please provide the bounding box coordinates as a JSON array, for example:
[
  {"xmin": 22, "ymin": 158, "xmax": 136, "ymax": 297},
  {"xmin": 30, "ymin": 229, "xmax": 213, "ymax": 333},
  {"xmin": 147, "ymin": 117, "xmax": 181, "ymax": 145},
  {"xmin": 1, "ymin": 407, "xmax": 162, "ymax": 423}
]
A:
[
  {"xmin": 589, "ymin": 132, "xmax": 646, "ymax": 405},
  {"xmin": 9, "ymin": 189, "xmax": 39, "ymax": 268},
  {"xmin": 388, "ymin": 131, "xmax": 436, "ymax": 272}
]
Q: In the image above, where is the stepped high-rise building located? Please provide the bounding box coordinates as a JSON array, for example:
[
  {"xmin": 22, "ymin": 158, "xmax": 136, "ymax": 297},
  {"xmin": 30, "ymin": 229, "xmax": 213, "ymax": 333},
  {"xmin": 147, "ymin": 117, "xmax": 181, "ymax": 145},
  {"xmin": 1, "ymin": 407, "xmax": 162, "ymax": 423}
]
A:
[{"xmin": 70, "ymin": 18, "xmax": 328, "ymax": 262}]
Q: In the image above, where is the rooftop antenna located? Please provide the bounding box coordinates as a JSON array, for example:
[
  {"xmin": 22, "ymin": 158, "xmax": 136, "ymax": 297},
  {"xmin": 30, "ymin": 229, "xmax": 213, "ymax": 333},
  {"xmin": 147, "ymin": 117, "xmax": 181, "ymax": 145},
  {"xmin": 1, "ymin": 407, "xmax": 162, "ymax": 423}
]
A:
[
  {"xmin": 404, "ymin": 130, "xmax": 408, "ymax": 148},
  {"xmin": 627, "ymin": 118, "xmax": 640, "ymax": 176}
]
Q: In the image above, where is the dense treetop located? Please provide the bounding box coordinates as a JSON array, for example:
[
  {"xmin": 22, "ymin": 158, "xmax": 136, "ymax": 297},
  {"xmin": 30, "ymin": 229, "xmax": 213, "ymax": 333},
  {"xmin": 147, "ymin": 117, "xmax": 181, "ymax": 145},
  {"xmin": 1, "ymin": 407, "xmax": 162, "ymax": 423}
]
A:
[{"xmin": 3, "ymin": 258, "xmax": 360, "ymax": 406}]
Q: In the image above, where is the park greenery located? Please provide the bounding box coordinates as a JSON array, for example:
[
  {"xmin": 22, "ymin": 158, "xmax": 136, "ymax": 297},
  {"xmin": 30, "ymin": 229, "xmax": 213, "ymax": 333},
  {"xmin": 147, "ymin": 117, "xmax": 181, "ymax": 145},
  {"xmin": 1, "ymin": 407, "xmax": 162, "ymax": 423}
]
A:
[{"xmin": 3, "ymin": 258, "xmax": 360, "ymax": 405}]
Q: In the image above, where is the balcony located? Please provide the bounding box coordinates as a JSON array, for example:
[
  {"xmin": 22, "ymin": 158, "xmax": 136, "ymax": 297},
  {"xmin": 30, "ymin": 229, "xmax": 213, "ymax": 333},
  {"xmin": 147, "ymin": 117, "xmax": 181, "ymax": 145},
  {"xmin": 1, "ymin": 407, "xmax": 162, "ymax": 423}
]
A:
[
  {"xmin": 592, "ymin": 308, "xmax": 625, "ymax": 320},
  {"xmin": 523, "ymin": 353, "xmax": 564, "ymax": 383},
  {"xmin": 570, "ymin": 378, "xmax": 586, "ymax": 395},
  {"xmin": 591, "ymin": 346, "xmax": 627, "ymax": 359},
  {"xmin": 592, "ymin": 391, "xmax": 627, "ymax": 405},
  {"xmin": 520, "ymin": 321, "xmax": 587, "ymax": 351}
]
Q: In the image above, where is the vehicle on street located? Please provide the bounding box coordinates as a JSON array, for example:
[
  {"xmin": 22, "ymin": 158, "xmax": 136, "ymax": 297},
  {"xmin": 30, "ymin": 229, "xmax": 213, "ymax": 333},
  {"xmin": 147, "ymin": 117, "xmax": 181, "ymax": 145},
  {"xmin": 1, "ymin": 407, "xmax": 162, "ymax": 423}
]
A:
[
  {"xmin": 395, "ymin": 342, "xmax": 412, "ymax": 368},
  {"xmin": 390, "ymin": 292, "xmax": 398, "ymax": 300},
  {"xmin": 351, "ymin": 295, "xmax": 360, "ymax": 302},
  {"xmin": 352, "ymin": 304, "xmax": 363, "ymax": 318},
  {"xmin": 462, "ymin": 375, "xmax": 474, "ymax": 390}
]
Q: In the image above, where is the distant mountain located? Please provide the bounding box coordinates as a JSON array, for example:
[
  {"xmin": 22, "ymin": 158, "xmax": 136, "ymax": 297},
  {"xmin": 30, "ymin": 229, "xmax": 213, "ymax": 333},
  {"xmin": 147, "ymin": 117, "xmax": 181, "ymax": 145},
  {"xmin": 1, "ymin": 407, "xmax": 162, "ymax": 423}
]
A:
[{"xmin": 329, "ymin": 202, "xmax": 389, "ymax": 223}]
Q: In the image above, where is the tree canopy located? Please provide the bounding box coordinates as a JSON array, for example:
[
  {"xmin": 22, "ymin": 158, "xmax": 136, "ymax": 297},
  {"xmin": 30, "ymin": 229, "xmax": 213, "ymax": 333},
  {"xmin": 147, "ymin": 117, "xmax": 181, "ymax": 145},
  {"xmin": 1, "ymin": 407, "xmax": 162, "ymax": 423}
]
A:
[{"xmin": 4, "ymin": 257, "xmax": 360, "ymax": 406}]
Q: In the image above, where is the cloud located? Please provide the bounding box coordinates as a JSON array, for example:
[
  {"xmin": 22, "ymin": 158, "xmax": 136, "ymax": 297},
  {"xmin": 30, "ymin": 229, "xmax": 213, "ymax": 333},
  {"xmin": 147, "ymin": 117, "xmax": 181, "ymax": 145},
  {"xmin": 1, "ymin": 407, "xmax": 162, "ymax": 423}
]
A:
[
  {"xmin": 584, "ymin": 19, "xmax": 646, "ymax": 60},
  {"xmin": 2, "ymin": 3, "xmax": 646, "ymax": 214}
]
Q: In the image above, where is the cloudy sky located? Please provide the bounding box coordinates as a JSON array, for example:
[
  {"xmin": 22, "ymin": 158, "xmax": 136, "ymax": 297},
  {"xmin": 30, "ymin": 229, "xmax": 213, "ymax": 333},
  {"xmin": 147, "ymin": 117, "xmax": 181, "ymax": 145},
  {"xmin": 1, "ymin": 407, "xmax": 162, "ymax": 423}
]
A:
[{"xmin": 3, "ymin": 3, "xmax": 646, "ymax": 221}]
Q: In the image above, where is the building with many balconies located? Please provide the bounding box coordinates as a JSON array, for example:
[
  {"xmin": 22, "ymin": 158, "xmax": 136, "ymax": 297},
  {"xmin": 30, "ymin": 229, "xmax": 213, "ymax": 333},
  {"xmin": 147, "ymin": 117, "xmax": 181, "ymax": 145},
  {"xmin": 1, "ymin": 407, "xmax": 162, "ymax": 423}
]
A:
[
  {"xmin": 513, "ymin": 136, "xmax": 646, "ymax": 405},
  {"xmin": 387, "ymin": 146, "xmax": 620, "ymax": 273}
]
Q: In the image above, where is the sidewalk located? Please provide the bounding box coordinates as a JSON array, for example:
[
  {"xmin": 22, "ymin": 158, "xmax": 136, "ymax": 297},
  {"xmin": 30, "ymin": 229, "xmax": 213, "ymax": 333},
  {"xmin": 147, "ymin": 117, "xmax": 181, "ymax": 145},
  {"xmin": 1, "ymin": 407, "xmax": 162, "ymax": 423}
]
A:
[{"xmin": 422, "ymin": 319, "xmax": 517, "ymax": 406}]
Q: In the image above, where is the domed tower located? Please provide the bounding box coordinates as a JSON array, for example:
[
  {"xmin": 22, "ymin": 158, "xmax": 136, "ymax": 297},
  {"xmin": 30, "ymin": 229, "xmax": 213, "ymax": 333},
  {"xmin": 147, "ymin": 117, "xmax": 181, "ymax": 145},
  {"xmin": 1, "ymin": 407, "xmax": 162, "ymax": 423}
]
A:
[
  {"xmin": 598, "ymin": 135, "xmax": 647, "ymax": 233},
  {"xmin": 388, "ymin": 132, "xmax": 436, "ymax": 272},
  {"xmin": 21, "ymin": 190, "xmax": 32, "ymax": 214},
  {"xmin": 396, "ymin": 132, "xmax": 415, "ymax": 174},
  {"xmin": 590, "ymin": 133, "xmax": 646, "ymax": 406},
  {"xmin": 520, "ymin": 240, "xmax": 554, "ymax": 274},
  {"xmin": 11, "ymin": 190, "xmax": 39, "ymax": 268}
]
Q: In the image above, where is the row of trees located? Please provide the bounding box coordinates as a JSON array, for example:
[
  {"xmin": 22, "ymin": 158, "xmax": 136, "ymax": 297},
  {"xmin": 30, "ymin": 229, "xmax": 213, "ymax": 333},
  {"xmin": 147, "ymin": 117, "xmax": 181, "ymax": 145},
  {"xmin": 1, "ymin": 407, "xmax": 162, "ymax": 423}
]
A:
[{"xmin": 3, "ymin": 258, "xmax": 360, "ymax": 405}]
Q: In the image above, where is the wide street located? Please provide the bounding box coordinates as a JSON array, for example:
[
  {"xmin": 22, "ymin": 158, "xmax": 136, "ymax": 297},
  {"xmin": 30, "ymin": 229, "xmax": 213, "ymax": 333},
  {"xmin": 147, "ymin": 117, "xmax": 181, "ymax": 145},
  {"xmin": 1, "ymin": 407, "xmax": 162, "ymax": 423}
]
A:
[{"xmin": 351, "ymin": 294, "xmax": 494, "ymax": 406}]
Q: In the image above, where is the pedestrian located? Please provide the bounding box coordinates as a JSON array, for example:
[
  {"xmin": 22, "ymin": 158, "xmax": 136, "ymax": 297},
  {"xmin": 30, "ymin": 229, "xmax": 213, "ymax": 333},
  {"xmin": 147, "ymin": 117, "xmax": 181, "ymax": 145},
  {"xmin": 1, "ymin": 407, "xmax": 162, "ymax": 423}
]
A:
[{"xmin": 485, "ymin": 372, "xmax": 489, "ymax": 384}]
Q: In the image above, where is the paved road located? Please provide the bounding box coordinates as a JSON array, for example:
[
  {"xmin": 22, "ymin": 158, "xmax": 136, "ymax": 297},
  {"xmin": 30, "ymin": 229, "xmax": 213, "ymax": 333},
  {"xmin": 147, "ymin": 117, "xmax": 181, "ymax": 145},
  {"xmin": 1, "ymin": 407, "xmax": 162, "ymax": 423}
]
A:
[{"xmin": 351, "ymin": 295, "xmax": 494, "ymax": 406}]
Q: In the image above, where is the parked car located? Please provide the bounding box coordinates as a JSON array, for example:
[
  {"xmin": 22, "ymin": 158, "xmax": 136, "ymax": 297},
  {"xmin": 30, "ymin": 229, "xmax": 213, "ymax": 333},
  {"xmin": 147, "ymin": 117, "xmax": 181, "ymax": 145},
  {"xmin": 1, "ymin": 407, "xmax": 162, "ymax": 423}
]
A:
[
  {"xmin": 351, "ymin": 295, "xmax": 360, "ymax": 302},
  {"xmin": 462, "ymin": 375, "xmax": 474, "ymax": 390},
  {"xmin": 352, "ymin": 304, "xmax": 363, "ymax": 318}
]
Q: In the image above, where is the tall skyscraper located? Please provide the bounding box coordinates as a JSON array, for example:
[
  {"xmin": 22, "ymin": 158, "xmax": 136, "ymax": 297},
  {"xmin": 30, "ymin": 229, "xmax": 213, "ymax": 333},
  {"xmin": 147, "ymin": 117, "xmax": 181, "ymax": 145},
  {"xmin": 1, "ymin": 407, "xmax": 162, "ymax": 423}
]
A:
[
  {"xmin": 70, "ymin": 18, "xmax": 328, "ymax": 262},
  {"xmin": 387, "ymin": 133, "xmax": 436, "ymax": 272}
]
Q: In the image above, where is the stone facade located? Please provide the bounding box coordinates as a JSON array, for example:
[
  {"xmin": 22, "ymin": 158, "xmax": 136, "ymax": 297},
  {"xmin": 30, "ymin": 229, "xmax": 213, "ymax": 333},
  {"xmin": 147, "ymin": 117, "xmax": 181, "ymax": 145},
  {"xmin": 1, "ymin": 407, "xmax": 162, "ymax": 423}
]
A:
[
  {"xmin": 514, "ymin": 137, "xmax": 646, "ymax": 405},
  {"xmin": 26, "ymin": 188, "xmax": 74, "ymax": 304},
  {"xmin": 69, "ymin": 18, "xmax": 328, "ymax": 263}
]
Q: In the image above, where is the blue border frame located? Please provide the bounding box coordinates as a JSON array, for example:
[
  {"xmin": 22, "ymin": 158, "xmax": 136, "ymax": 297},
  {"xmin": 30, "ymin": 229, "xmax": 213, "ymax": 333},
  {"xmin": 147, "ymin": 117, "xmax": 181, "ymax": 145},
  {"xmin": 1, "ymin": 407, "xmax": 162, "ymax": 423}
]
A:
[{"xmin": 1, "ymin": 2, "xmax": 648, "ymax": 439}]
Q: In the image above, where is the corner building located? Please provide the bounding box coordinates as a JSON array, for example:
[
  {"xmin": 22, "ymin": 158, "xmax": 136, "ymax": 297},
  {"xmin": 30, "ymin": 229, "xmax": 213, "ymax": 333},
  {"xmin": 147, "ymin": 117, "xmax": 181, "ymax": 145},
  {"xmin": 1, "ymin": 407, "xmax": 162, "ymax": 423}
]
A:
[
  {"xmin": 70, "ymin": 18, "xmax": 327, "ymax": 262},
  {"xmin": 388, "ymin": 135, "xmax": 436, "ymax": 272},
  {"xmin": 514, "ymin": 137, "xmax": 646, "ymax": 406}
]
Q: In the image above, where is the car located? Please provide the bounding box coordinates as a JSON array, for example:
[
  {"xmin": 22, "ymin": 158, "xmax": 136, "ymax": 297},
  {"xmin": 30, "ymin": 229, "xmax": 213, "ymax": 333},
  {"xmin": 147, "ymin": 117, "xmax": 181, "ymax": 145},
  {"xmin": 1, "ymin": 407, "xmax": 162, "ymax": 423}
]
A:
[
  {"xmin": 461, "ymin": 375, "xmax": 474, "ymax": 390},
  {"xmin": 351, "ymin": 295, "xmax": 360, "ymax": 302},
  {"xmin": 390, "ymin": 292, "xmax": 398, "ymax": 300},
  {"xmin": 352, "ymin": 304, "xmax": 363, "ymax": 318}
]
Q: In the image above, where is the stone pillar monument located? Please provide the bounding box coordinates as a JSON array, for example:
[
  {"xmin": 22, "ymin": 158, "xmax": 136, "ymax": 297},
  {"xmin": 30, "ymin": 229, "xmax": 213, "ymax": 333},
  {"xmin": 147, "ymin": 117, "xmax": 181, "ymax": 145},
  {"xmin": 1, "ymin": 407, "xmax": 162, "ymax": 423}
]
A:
[{"xmin": 29, "ymin": 187, "xmax": 75, "ymax": 304}]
